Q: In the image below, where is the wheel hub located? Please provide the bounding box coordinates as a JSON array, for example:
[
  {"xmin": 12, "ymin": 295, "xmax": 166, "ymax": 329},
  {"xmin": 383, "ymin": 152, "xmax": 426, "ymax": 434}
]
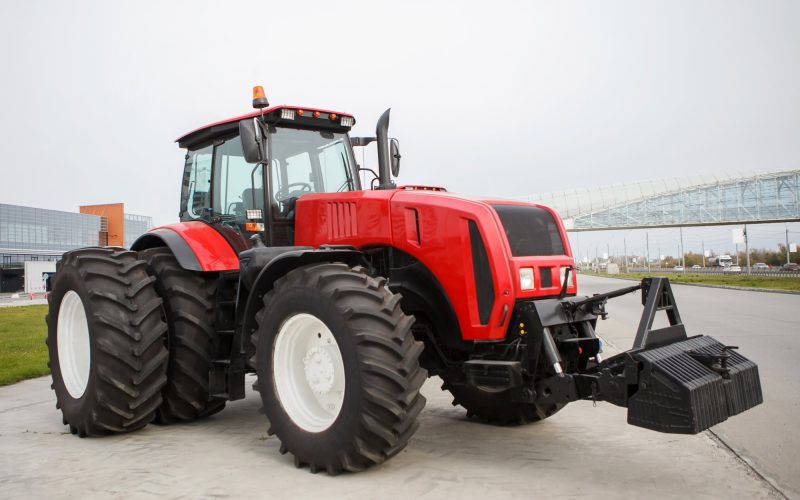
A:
[
  {"xmin": 272, "ymin": 313, "xmax": 346, "ymax": 433},
  {"xmin": 303, "ymin": 346, "xmax": 335, "ymax": 394}
]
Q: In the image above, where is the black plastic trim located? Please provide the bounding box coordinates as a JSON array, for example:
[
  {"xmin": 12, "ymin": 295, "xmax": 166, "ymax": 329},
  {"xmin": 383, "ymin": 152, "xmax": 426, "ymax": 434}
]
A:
[
  {"xmin": 130, "ymin": 229, "xmax": 202, "ymax": 271},
  {"xmin": 468, "ymin": 220, "xmax": 495, "ymax": 325}
]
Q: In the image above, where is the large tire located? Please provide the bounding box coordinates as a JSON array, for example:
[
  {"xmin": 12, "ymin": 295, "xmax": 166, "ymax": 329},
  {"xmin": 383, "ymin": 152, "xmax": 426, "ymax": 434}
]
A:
[
  {"xmin": 442, "ymin": 381, "xmax": 564, "ymax": 425},
  {"xmin": 251, "ymin": 263, "xmax": 426, "ymax": 474},
  {"xmin": 139, "ymin": 247, "xmax": 225, "ymax": 423},
  {"xmin": 46, "ymin": 247, "xmax": 168, "ymax": 436}
]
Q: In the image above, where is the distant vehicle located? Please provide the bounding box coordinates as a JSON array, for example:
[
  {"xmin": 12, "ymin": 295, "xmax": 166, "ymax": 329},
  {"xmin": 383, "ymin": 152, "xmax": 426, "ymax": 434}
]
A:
[
  {"xmin": 674, "ymin": 265, "xmax": 685, "ymax": 271},
  {"xmin": 753, "ymin": 263, "xmax": 769, "ymax": 270},
  {"xmin": 724, "ymin": 265, "xmax": 742, "ymax": 273},
  {"xmin": 691, "ymin": 265, "xmax": 702, "ymax": 270},
  {"xmin": 707, "ymin": 254, "xmax": 733, "ymax": 268},
  {"xmin": 781, "ymin": 263, "xmax": 800, "ymax": 272}
]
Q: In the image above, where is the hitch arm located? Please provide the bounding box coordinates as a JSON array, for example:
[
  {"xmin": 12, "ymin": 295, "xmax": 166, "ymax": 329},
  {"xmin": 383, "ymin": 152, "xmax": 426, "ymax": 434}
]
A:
[{"xmin": 561, "ymin": 283, "xmax": 642, "ymax": 318}]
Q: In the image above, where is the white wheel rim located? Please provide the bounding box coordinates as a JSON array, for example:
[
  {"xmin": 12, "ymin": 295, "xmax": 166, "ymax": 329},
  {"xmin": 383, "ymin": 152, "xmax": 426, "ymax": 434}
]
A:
[
  {"xmin": 57, "ymin": 291, "xmax": 91, "ymax": 399},
  {"xmin": 272, "ymin": 313, "xmax": 346, "ymax": 433}
]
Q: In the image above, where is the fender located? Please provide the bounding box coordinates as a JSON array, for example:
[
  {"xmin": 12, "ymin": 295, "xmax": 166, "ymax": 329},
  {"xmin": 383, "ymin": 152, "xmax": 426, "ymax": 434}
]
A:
[
  {"xmin": 239, "ymin": 247, "xmax": 363, "ymax": 347},
  {"xmin": 131, "ymin": 222, "xmax": 239, "ymax": 272},
  {"xmin": 388, "ymin": 260, "xmax": 461, "ymax": 350}
]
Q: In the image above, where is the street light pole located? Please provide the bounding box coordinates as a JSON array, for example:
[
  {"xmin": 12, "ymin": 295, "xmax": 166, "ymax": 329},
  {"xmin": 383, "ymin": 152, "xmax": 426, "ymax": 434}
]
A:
[
  {"xmin": 702, "ymin": 241, "xmax": 706, "ymax": 268},
  {"xmin": 679, "ymin": 226, "xmax": 686, "ymax": 274},
  {"xmin": 744, "ymin": 224, "xmax": 750, "ymax": 275},
  {"xmin": 646, "ymin": 232, "xmax": 651, "ymax": 272},
  {"xmin": 623, "ymin": 237, "xmax": 628, "ymax": 273}
]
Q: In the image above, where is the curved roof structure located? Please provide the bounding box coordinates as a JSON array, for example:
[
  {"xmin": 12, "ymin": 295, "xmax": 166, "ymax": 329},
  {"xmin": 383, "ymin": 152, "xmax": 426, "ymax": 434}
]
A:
[{"xmin": 526, "ymin": 170, "xmax": 800, "ymax": 231}]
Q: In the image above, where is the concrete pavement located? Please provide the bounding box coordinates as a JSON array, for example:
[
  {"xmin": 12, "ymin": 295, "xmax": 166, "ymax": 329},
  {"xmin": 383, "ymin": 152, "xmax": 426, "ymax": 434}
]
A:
[{"xmin": 0, "ymin": 373, "xmax": 780, "ymax": 499}]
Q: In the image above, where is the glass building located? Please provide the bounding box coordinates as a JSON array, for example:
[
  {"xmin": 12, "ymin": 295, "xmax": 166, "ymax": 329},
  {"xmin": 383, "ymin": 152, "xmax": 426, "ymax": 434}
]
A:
[
  {"xmin": 0, "ymin": 203, "xmax": 152, "ymax": 292},
  {"xmin": 124, "ymin": 214, "xmax": 154, "ymax": 248},
  {"xmin": 0, "ymin": 203, "xmax": 101, "ymax": 266}
]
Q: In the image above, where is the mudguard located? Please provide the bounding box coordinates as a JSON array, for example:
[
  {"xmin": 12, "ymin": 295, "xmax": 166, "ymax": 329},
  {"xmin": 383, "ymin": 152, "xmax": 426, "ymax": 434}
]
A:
[
  {"xmin": 131, "ymin": 222, "xmax": 239, "ymax": 272},
  {"xmin": 238, "ymin": 246, "xmax": 364, "ymax": 349}
]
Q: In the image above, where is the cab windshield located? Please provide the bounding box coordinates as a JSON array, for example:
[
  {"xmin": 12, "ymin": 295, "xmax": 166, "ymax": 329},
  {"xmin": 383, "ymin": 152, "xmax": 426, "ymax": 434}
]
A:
[
  {"xmin": 269, "ymin": 127, "xmax": 357, "ymax": 217},
  {"xmin": 180, "ymin": 126, "xmax": 358, "ymax": 231}
]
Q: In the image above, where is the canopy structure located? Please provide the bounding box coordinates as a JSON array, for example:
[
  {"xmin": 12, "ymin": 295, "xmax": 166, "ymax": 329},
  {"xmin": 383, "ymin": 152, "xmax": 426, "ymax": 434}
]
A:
[{"xmin": 526, "ymin": 170, "xmax": 800, "ymax": 231}]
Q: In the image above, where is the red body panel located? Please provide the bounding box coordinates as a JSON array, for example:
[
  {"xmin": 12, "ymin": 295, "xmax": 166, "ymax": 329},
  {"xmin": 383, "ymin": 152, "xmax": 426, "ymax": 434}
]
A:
[
  {"xmin": 154, "ymin": 222, "xmax": 240, "ymax": 271},
  {"xmin": 294, "ymin": 190, "xmax": 575, "ymax": 341}
]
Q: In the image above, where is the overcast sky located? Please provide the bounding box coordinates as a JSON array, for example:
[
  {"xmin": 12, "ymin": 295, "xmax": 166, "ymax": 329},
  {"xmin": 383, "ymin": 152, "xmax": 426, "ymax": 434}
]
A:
[{"xmin": 1, "ymin": 1, "xmax": 798, "ymax": 255}]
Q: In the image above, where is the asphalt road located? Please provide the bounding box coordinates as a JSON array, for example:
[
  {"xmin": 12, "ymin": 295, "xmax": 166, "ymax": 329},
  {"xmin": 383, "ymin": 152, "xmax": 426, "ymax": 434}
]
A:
[{"xmin": 579, "ymin": 274, "xmax": 799, "ymax": 498}]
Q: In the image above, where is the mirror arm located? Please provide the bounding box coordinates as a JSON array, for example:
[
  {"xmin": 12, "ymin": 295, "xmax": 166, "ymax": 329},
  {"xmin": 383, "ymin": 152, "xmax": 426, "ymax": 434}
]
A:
[{"xmin": 351, "ymin": 137, "xmax": 376, "ymax": 147}]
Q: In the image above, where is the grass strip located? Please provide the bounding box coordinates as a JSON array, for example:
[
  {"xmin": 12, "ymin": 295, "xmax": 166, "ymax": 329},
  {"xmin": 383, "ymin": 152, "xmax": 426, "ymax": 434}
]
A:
[{"xmin": 0, "ymin": 305, "xmax": 50, "ymax": 386}]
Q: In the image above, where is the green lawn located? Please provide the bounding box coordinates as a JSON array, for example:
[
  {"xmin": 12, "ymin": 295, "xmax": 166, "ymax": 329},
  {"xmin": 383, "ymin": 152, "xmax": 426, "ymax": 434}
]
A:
[
  {"xmin": 0, "ymin": 305, "xmax": 50, "ymax": 386},
  {"xmin": 583, "ymin": 272, "xmax": 800, "ymax": 292}
]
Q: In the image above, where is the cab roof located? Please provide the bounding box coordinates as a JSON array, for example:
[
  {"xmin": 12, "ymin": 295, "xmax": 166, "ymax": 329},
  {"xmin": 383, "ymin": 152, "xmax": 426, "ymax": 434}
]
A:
[{"xmin": 176, "ymin": 105, "xmax": 356, "ymax": 149}]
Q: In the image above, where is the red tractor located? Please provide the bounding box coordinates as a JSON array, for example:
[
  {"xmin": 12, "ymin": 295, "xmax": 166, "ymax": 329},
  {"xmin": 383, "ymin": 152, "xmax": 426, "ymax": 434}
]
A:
[{"xmin": 47, "ymin": 87, "xmax": 762, "ymax": 474}]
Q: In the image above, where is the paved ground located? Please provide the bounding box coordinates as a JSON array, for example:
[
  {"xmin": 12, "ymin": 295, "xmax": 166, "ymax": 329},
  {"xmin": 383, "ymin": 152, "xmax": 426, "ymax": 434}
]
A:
[
  {"xmin": 0, "ymin": 372, "xmax": 781, "ymax": 499},
  {"xmin": 1, "ymin": 277, "xmax": 793, "ymax": 499},
  {"xmin": 580, "ymin": 274, "xmax": 800, "ymax": 498}
]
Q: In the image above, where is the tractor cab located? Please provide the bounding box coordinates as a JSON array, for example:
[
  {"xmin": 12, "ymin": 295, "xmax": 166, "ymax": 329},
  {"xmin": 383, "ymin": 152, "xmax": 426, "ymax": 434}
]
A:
[{"xmin": 176, "ymin": 91, "xmax": 361, "ymax": 248}]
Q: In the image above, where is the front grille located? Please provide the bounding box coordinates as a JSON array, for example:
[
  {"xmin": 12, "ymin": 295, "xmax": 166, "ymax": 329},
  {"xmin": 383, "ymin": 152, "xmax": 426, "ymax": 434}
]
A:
[
  {"xmin": 539, "ymin": 267, "xmax": 553, "ymax": 288},
  {"xmin": 492, "ymin": 204, "xmax": 565, "ymax": 257}
]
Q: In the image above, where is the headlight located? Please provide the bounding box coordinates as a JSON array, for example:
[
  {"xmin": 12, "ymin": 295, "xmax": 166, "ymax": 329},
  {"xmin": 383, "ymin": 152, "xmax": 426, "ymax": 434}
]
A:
[
  {"xmin": 560, "ymin": 266, "xmax": 574, "ymax": 287},
  {"xmin": 520, "ymin": 268, "xmax": 535, "ymax": 290}
]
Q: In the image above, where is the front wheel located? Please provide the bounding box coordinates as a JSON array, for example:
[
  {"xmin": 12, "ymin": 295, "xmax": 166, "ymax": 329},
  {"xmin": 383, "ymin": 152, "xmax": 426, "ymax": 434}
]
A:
[{"xmin": 251, "ymin": 263, "xmax": 426, "ymax": 474}]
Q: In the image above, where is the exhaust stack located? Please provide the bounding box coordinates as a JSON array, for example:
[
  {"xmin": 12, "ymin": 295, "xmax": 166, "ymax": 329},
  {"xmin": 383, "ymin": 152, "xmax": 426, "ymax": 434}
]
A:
[{"xmin": 375, "ymin": 108, "xmax": 395, "ymax": 190}]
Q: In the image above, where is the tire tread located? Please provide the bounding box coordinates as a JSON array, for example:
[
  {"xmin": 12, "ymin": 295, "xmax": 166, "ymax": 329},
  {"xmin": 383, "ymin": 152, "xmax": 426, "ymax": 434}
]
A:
[
  {"xmin": 47, "ymin": 247, "xmax": 169, "ymax": 436},
  {"xmin": 252, "ymin": 262, "xmax": 426, "ymax": 474},
  {"xmin": 139, "ymin": 247, "xmax": 225, "ymax": 424}
]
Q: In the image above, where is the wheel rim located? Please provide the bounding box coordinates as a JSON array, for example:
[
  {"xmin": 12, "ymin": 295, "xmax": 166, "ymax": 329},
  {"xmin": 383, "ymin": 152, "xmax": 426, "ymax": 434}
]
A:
[
  {"xmin": 57, "ymin": 291, "xmax": 91, "ymax": 399},
  {"xmin": 272, "ymin": 313, "xmax": 345, "ymax": 433}
]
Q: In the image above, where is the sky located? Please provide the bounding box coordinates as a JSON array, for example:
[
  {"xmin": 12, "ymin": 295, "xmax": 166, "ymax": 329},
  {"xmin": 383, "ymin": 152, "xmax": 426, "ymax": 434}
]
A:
[{"xmin": 1, "ymin": 1, "xmax": 798, "ymax": 255}]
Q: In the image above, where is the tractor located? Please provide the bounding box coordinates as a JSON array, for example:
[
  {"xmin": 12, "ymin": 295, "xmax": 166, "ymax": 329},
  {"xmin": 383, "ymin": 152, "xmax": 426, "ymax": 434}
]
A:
[{"xmin": 46, "ymin": 87, "xmax": 763, "ymax": 474}]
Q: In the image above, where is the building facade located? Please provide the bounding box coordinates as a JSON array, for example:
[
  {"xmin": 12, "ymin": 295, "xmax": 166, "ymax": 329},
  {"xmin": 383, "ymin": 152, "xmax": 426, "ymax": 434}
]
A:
[{"xmin": 0, "ymin": 203, "xmax": 152, "ymax": 292}]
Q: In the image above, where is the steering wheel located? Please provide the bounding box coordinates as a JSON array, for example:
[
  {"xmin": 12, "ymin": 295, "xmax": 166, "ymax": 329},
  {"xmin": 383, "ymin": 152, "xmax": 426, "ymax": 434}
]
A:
[{"xmin": 276, "ymin": 182, "xmax": 313, "ymax": 203}]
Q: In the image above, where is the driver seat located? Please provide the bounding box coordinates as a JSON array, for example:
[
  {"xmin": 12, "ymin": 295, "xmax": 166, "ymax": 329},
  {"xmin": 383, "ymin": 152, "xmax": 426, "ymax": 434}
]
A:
[{"xmin": 241, "ymin": 188, "xmax": 265, "ymax": 213}]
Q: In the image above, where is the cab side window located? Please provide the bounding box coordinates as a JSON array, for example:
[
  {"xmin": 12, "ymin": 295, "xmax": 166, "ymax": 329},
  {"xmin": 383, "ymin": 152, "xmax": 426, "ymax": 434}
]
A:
[
  {"xmin": 213, "ymin": 137, "xmax": 264, "ymax": 218},
  {"xmin": 183, "ymin": 145, "xmax": 213, "ymax": 219}
]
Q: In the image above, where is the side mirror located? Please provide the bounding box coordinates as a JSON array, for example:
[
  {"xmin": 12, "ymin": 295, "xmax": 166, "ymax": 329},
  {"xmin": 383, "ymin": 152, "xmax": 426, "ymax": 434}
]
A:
[
  {"xmin": 390, "ymin": 138, "xmax": 401, "ymax": 177},
  {"xmin": 239, "ymin": 118, "xmax": 267, "ymax": 163}
]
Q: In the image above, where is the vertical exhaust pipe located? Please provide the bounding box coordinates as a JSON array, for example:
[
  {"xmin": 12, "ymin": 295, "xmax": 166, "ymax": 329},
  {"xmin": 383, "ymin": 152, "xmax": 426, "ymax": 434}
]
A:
[{"xmin": 376, "ymin": 108, "xmax": 396, "ymax": 190}]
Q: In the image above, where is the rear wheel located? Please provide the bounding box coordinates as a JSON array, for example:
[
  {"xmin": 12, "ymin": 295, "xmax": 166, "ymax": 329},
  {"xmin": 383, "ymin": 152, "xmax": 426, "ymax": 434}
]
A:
[
  {"xmin": 46, "ymin": 247, "xmax": 168, "ymax": 436},
  {"xmin": 442, "ymin": 381, "xmax": 564, "ymax": 425},
  {"xmin": 139, "ymin": 247, "xmax": 225, "ymax": 424},
  {"xmin": 252, "ymin": 263, "xmax": 426, "ymax": 474}
]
